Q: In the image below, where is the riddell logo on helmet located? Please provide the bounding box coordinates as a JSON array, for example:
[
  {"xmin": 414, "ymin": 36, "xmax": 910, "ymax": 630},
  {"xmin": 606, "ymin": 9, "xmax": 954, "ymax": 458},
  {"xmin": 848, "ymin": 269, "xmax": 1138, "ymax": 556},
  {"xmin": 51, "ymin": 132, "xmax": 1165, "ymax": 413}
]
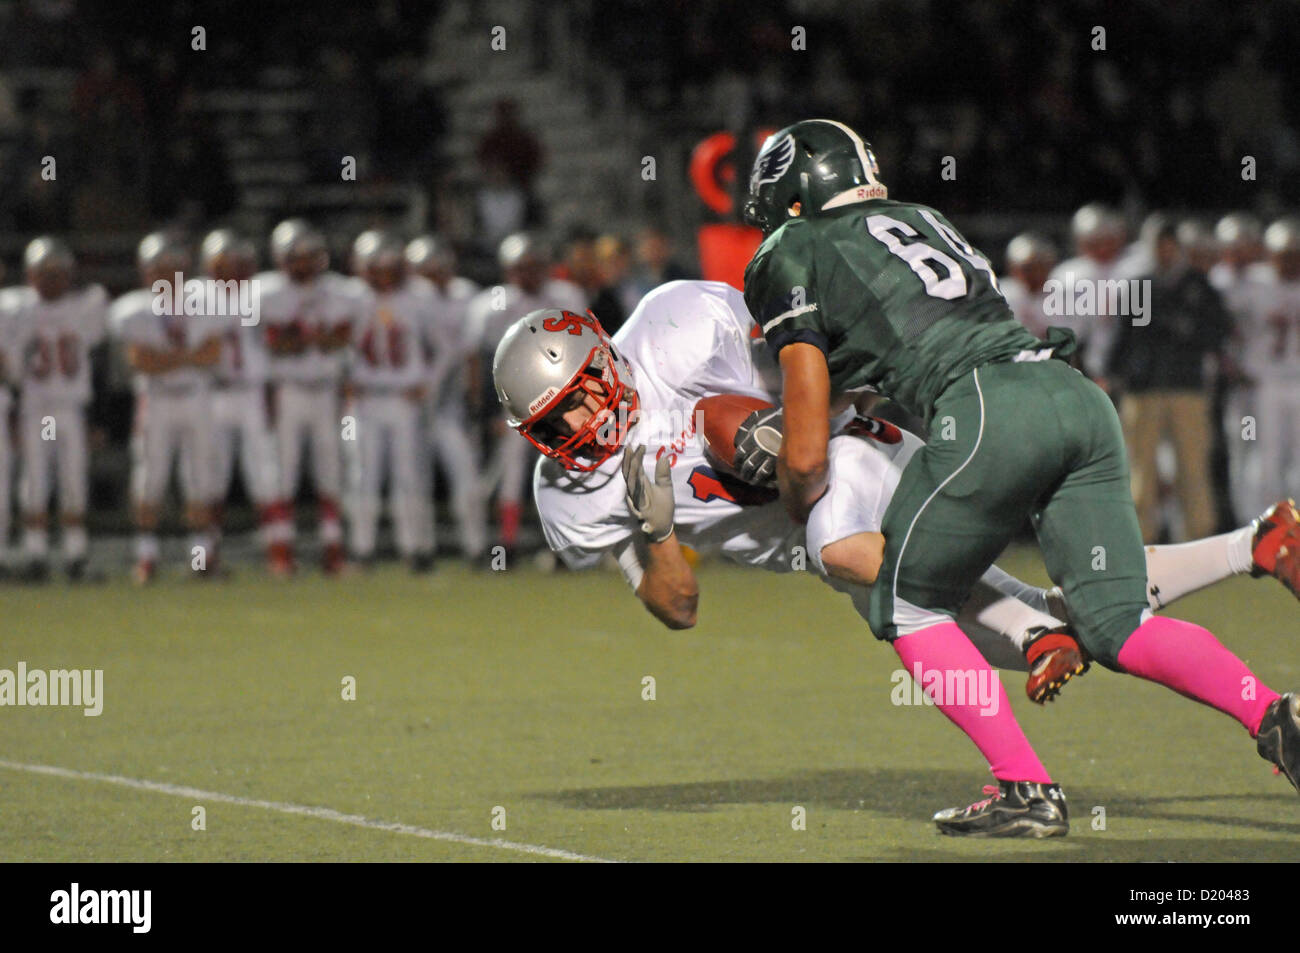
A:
[{"xmin": 527, "ymin": 386, "xmax": 561, "ymax": 417}]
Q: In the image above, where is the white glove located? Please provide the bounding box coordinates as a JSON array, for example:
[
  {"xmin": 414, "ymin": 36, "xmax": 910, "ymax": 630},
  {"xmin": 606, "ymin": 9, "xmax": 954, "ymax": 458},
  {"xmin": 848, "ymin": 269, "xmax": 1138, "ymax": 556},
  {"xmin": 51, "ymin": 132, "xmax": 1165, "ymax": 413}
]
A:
[{"xmin": 621, "ymin": 445, "xmax": 675, "ymax": 543}]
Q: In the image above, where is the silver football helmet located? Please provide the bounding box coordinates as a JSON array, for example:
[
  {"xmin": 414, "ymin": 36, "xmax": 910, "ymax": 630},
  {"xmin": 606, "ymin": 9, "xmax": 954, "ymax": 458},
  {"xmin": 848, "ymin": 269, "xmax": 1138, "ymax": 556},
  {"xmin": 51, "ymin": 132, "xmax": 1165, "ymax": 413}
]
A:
[
  {"xmin": 493, "ymin": 309, "xmax": 636, "ymax": 472},
  {"xmin": 270, "ymin": 217, "xmax": 327, "ymax": 268},
  {"xmin": 137, "ymin": 230, "xmax": 191, "ymax": 274},
  {"xmin": 1004, "ymin": 232, "xmax": 1058, "ymax": 269},
  {"xmin": 405, "ymin": 234, "xmax": 455, "ymax": 273},
  {"xmin": 1264, "ymin": 217, "xmax": 1300, "ymax": 254},
  {"xmin": 200, "ymin": 228, "xmax": 256, "ymax": 276},
  {"xmin": 23, "ymin": 235, "xmax": 74, "ymax": 272},
  {"xmin": 1214, "ymin": 212, "xmax": 1262, "ymax": 249},
  {"xmin": 1071, "ymin": 203, "xmax": 1125, "ymax": 241},
  {"xmin": 351, "ymin": 229, "xmax": 404, "ymax": 274}
]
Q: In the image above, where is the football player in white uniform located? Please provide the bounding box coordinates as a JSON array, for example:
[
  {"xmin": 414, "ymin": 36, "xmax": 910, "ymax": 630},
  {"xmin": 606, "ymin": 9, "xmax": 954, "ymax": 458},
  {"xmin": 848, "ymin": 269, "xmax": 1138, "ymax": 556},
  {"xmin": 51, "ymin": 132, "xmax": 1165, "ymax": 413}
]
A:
[
  {"xmin": 492, "ymin": 280, "xmax": 1300, "ymax": 833},
  {"xmin": 346, "ymin": 231, "xmax": 435, "ymax": 570},
  {"xmin": 999, "ymin": 233, "xmax": 1058, "ymax": 339},
  {"xmin": 0, "ymin": 284, "xmax": 31, "ymax": 574},
  {"xmin": 259, "ymin": 218, "xmax": 362, "ymax": 576},
  {"xmin": 110, "ymin": 232, "xmax": 221, "ymax": 583},
  {"xmin": 199, "ymin": 229, "xmax": 281, "ymax": 569},
  {"xmin": 10, "ymin": 238, "xmax": 108, "ymax": 582},
  {"xmin": 1211, "ymin": 212, "xmax": 1270, "ymax": 523},
  {"xmin": 1047, "ymin": 203, "xmax": 1131, "ymax": 389},
  {"xmin": 467, "ymin": 233, "xmax": 586, "ymax": 555},
  {"xmin": 1234, "ymin": 218, "xmax": 1300, "ymax": 516},
  {"xmin": 406, "ymin": 235, "xmax": 488, "ymax": 564}
]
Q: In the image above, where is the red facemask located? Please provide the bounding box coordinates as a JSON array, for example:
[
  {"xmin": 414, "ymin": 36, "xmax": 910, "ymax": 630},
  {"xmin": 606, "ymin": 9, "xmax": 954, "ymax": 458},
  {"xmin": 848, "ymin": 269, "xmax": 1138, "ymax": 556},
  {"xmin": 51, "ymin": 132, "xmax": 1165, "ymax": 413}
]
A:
[{"xmin": 518, "ymin": 343, "xmax": 638, "ymax": 472}]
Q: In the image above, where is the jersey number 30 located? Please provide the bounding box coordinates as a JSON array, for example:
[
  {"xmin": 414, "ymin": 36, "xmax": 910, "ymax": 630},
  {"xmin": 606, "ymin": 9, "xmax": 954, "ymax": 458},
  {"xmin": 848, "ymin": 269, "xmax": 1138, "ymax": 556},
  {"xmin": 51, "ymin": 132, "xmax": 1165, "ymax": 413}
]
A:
[{"xmin": 866, "ymin": 211, "xmax": 1000, "ymax": 300}]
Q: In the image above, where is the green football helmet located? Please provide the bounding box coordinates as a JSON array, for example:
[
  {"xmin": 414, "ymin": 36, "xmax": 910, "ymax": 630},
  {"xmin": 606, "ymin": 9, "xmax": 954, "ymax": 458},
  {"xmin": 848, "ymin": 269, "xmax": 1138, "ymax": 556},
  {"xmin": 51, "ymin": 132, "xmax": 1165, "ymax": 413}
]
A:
[{"xmin": 742, "ymin": 119, "xmax": 888, "ymax": 235}]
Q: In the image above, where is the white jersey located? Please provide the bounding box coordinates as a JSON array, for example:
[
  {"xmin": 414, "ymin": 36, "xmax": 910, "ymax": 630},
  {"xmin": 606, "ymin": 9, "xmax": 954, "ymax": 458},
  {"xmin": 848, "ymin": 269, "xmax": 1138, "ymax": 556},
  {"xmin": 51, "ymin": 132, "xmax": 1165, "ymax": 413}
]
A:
[
  {"xmin": 466, "ymin": 278, "xmax": 587, "ymax": 359},
  {"xmin": 259, "ymin": 270, "xmax": 363, "ymax": 384},
  {"xmin": 11, "ymin": 285, "xmax": 108, "ymax": 407},
  {"xmin": 1210, "ymin": 261, "xmax": 1273, "ymax": 318},
  {"xmin": 349, "ymin": 281, "xmax": 430, "ymax": 392},
  {"xmin": 0, "ymin": 287, "xmax": 34, "ymax": 414},
  {"xmin": 1236, "ymin": 270, "xmax": 1300, "ymax": 381},
  {"xmin": 1047, "ymin": 255, "xmax": 1133, "ymax": 378},
  {"xmin": 411, "ymin": 273, "xmax": 479, "ymax": 406},
  {"xmin": 199, "ymin": 281, "xmax": 270, "ymax": 388},
  {"xmin": 109, "ymin": 286, "xmax": 221, "ymax": 396},
  {"xmin": 999, "ymin": 275, "xmax": 1053, "ymax": 339},
  {"xmin": 533, "ymin": 280, "xmax": 901, "ymax": 589}
]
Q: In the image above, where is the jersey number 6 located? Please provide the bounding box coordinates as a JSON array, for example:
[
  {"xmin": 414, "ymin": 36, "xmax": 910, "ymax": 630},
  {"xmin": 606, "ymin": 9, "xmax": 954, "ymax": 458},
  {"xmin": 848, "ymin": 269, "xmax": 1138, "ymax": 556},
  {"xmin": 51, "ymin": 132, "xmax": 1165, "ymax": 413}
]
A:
[{"xmin": 866, "ymin": 211, "xmax": 1001, "ymax": 300}]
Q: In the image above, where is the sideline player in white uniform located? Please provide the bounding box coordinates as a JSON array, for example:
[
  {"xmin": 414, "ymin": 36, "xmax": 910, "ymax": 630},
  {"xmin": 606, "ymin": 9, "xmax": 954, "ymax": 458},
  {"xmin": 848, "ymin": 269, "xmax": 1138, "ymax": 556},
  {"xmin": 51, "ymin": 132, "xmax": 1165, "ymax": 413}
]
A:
[
  {"xmin": 1211, "ymin": 212, "xmax": 1270, "ymax": 522},
  {"xmin": 346, "ymin": 231, "xmax": 435, "ymax": 570},
  {"xmin": 1234, "ymin": 218, "xmax": 1300, "ymax": 516},
  {"xmin": 406, "ymin": 235, "xmax": 488, "ymax": 563},
  {"xmin": 1047, "ymin": 204, "xmax": 1130, "ymax": 389},
  {"xmin": 999, "ymin": 233, "xmax": 1058, "ymax": 339},
  {"xmin": 259, "ymin": 218, "xmax": 362, "ymax": 576},
  {"xmin": 110, "ymin": 232, "xmax": 221, "ymax": 583},
  {"xmin": 11, "ymin": 238, "xmax": 108, "ymax": 582},
  {"xmin": 199, "ymin": 228, "xmax": 280, "ymax": 567},
  {"xmin": 467, "ymin": 233, "xmax": 585, "ymax": 554},
  {"xmin": 0, "ymin": 284, "xmax": 31, "ymax": 573},
  {"xmin": 492, "ymin": 281, "xmax": 1300, "ymax": 830}
]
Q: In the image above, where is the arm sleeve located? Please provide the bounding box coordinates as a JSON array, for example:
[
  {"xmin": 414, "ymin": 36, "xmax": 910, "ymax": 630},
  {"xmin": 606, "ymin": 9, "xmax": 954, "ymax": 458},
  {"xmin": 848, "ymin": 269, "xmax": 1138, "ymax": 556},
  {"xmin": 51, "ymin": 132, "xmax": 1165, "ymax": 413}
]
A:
[{"xmin": 744, "ymin": 223, "xmax": 826, "ymax": 358}]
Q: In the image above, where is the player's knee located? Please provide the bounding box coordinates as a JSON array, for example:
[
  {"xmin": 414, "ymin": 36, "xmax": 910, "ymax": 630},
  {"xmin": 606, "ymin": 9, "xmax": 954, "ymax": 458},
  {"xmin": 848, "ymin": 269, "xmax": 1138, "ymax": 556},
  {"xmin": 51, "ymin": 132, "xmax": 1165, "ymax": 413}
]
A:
[{"xmin": 818, "ymin": 533, "xmax": 884, "ymax": 587}]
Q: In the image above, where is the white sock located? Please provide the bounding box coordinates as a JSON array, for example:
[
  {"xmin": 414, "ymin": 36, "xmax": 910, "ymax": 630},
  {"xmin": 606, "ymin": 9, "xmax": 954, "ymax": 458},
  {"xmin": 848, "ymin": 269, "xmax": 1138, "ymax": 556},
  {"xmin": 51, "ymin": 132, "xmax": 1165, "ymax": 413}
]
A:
[
  {"xmin": 964, "ymin": 572, "xmax": 1067, "ymax": 651},
  {"xmin": 135, "ymin": 533, "xmax": 159, "ymax": 563},
  {"xmin": 63, "ymin": 525, "xmax": 88, "ymax": 561},
  {"xmin": 1143, "ymin": 527, "xmax": 1254, "ymax": 609},
  {"xmin": 978, "ymin": 564, "xmax": 1054, "ymax": 615},
  {"xmin": 24, "ymin": 527, "xmax": 49, "ymax": 559}
]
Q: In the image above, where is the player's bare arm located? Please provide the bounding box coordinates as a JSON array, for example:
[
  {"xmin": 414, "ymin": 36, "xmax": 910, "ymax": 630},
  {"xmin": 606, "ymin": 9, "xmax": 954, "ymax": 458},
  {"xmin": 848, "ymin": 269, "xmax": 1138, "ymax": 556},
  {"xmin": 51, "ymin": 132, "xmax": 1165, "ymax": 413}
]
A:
[
  {"xmin": 319, "ymin": 321, "xmax": 354, "ymax": 351},
  {"xmin": 636, "ymin": 534, "xmax": 699, "ymax": 629},
  {"xmin": 188, "ymin": 335, "xmax": 221, "ymax": 368},
  {"xmin": 776, "ymin": 342, "xmax": 830, "ymax": 522},
  {"xmin": 126, "ymin": 341, "xmax": 191, "ymax": 375}
]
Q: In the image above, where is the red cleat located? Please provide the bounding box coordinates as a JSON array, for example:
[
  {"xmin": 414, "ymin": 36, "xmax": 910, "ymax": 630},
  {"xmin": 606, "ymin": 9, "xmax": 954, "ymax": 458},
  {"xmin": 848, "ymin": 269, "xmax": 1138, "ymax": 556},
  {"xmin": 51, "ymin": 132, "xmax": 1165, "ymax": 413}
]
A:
[
  {"xmin": 1251, "ymin": 499, "xmax": 1300, "ymax": 600},
  {"xmin": 1024, "ymin": 626, "xmax": 1090, "ymax": 704},
  {"xmin": 268, "ymin": 541, "xmax": 295, "ymax": 578},
  {"xmin": 132, "ymin": 559, "xmax": 155, "ymax": 586},
  {"xmin": 322, "ymin": 541, "xmax": 347, "ymax": 577}
]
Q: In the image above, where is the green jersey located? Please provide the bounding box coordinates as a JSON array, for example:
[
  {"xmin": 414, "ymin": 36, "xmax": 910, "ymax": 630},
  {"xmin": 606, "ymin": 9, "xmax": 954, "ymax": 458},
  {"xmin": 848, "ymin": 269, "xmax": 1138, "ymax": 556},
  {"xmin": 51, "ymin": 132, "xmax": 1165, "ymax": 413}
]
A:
[{"xmin": 744, "ymin": 199, "xmax": 1076, "ymax": 420}]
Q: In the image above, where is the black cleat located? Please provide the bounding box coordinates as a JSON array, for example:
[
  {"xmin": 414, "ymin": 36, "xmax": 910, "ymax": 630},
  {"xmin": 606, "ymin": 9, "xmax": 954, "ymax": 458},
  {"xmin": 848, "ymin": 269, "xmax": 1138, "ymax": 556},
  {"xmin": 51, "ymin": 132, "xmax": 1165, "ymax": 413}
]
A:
[
  {"xmin": 933, "ymin": 781, "xmax": 1069, "ymax": 837},
  {"xmin": 1257, "ymin": 692, "xmax": 1300, "ymax": 795},
  {"xmin": 18, "ymin": 561, "xmax": 50, "ymax": 584},
  {"xmin": 409, "ymin": 552, "xmax": 436, "ymax": 574},
  {"xmin": 66, "ymin": 559, "xmax": 106, "ymax": 584}
]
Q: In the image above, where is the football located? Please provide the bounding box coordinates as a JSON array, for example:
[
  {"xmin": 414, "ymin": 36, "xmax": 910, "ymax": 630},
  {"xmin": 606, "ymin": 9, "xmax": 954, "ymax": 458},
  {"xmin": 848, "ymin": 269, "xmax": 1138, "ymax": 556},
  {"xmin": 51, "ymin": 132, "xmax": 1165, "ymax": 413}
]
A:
[{"xmin": 694, "ymin": 393, "xmax": 776, "ymax": 474}]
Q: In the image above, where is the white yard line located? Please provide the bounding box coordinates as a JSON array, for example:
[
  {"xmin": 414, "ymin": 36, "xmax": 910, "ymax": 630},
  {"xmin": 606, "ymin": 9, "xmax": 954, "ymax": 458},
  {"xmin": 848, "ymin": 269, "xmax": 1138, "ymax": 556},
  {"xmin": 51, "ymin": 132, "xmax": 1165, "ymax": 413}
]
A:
[{"xmin": 0, "ymin": 758, "xmax": 617, "ymax": 863}]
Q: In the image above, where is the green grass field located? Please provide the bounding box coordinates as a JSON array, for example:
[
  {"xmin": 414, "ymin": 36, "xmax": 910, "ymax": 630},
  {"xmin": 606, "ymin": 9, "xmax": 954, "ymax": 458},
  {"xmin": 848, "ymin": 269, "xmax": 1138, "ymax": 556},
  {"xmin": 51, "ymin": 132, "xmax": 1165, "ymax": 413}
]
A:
[{"xmin": 2, "ymin": 544, "xmax": 1298, "ymax": 862}]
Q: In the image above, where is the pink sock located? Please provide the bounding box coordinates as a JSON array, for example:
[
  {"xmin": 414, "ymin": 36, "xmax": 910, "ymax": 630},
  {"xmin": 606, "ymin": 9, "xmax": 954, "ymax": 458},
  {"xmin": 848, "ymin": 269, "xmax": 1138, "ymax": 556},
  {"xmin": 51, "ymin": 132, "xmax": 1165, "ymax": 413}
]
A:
[
  {"xmin": 1117, "ymin": 616, "xmax": 1280, "ymax": 736},
  {"xmin": 894, "ymin": 622, "xmax": 1052, "ymax": 783}
]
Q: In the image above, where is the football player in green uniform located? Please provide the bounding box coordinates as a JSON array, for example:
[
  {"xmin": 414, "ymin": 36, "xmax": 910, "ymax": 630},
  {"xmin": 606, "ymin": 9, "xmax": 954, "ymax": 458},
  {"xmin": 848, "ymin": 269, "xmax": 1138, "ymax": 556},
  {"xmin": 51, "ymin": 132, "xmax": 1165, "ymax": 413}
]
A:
[{"xmin": 742, "ymin": 119, "xmax": 1300, "ymax": 836}]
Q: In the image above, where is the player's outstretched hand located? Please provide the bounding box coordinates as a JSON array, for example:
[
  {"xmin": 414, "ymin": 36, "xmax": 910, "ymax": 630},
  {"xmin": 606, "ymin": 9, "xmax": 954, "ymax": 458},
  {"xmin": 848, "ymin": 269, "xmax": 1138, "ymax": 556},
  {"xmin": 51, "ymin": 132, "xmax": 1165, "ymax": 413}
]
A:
[
  {"xmin": 734, "ymin": 407, "xmax": 783, "ymax": 488},
  {"xmin": 621, "ymin": 444, "xmax": 675, "ymax": 543}
]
